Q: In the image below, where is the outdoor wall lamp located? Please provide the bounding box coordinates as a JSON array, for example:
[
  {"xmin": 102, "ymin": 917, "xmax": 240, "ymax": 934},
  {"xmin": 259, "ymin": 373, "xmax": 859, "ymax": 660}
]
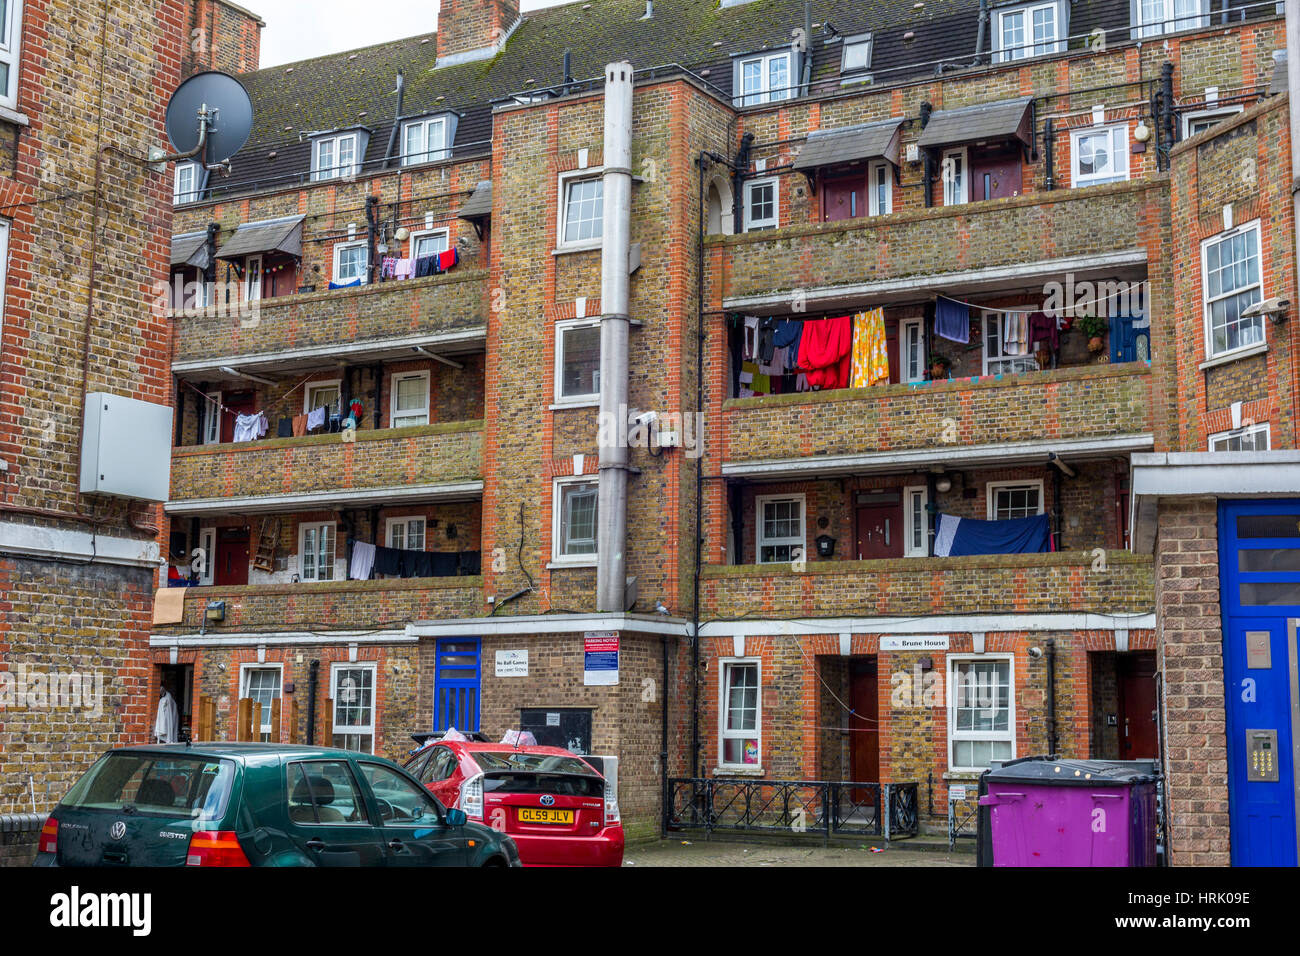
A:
[
  {"xmin": 935, "ymin": 475, "xmax": 953, "ymax": 493},
  {"xmin": 1242, "ymin": 297, "xmax": 1290, "ymax": 324}
]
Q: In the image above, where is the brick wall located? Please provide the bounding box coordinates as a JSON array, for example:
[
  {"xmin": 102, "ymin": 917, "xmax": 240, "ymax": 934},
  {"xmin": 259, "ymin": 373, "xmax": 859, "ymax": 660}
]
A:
[
  {"xmin": 183, "ymin": 0, "xmax": 263, "ymax": 77},
  {"xmin": 436, "ymin": 0, "xmax": 518, "ymax": 62}
]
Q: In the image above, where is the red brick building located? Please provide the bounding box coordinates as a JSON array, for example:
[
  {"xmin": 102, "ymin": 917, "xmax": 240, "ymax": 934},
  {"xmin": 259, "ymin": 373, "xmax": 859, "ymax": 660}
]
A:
[{"xmin": 153, "ymin": 0, "xmax": 1295, "ymax": 856}]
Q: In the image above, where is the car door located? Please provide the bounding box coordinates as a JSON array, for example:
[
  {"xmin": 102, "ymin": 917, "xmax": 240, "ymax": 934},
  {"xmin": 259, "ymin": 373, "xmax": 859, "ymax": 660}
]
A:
[
  {"xmin": 419, "ymin": 746, "xmax": 462, "ymax": 809},
  {"xmin": 356, "ymin": 760, "xmax": 467, "ymax": 867},
  {"xmin": 284, "ymin": 760, "xmax": 386, "ymax": 866}
]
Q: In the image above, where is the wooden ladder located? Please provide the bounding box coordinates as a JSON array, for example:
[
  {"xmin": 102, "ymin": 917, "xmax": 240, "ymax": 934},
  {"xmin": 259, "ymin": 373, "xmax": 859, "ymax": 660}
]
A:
[{"xmin": 252, "ymin": 516, "xmax": 280, "ymax": 572}]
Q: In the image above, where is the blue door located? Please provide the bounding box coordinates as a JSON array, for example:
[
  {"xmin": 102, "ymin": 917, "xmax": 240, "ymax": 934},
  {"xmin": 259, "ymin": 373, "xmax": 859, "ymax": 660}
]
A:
[
  {"xmin": 432, "ymin": 638, "xmax": 481, "ymax": 732},
  {"xmin": 1220, "ymin": 500, "xmax": 1300, "ymax": 866},
  {"xmin": 1109, "ymin": 313, "xmax": 1150, "ymax": 364}
]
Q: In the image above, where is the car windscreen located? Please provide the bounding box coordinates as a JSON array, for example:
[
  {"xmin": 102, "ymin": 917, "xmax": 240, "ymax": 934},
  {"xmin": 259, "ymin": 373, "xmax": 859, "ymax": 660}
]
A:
[
  {"xmin": 471, "ymin": 751, "xmax": 595, "ymax": 775},
  {"xmin": 482, "ymin": 772, "xmax": 605, "ymax": 798},
  {"xmin": 61, "ymin": 753, "xmax": 235, "ymax": 821}
]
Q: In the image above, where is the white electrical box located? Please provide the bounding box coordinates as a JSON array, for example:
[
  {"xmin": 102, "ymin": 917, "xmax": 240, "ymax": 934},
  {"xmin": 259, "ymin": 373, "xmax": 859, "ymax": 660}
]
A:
[{"xmin": 79, "ymin": 392, "xmax": 174, "ymax": 502}]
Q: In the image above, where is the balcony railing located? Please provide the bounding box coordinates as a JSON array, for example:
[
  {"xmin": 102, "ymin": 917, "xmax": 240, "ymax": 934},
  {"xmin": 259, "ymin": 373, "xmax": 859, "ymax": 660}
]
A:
[
  {"xmin": 709, "ymin": 180, "xmax": 1157, "ymax": 304},
  {"xmin": 700, "ymin": 550, "xmax": 1153, "ymax": 618},
  {"xmin": 152, "ymin": 576, "xmax": 484, "ymax": 634},
  {"xmin": 170, "ymin": 420, "xmax": 484, "ymax": 503},
  {"xmin": 722, "ymin": 362, "xmax": 1151, "ymax": 467},
  {"xmin": 171, "ymin": 269, "xmax": 488, "ymax": 365}
]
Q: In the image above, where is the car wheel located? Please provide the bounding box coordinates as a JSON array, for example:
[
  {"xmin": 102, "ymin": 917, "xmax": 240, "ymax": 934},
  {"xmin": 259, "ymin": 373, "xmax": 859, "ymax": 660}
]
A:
[{"xmin": 481, "ymin": 856, "xmax": 507, "ymax": 867}]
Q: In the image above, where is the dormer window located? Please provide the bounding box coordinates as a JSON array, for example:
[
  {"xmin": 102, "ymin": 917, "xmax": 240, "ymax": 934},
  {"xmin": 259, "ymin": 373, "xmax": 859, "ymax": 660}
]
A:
[
  {"xmin": 173, "ymin": 161, "xmax": 204, "ymax": 205},
  {"xmin": 995, "ymin": 2, "xmax": 1064, "ymax": 62},
  {"xmin": 312, "ymin": 132, "xmax": 361, "ymax": 182},
  {"xmin": 734, "ymin": 50, "xmax": 794, "ymax": 107},
  {"xmin": 401, "ymin": 115, "xmax": 454, "ymax": 166},
  {"xmin": 1133, "ymin": 0, "xmax": 1207, "ymax": 38},
  {"xmin": 840, "ymin": 33, "xmax": 872, "ymax": 81}
]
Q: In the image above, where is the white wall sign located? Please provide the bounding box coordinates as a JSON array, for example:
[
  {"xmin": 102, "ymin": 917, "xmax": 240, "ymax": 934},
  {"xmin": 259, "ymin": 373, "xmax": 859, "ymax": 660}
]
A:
[
  {"xmin": 879, "ymin": 635, "xmax": 950, "ymax": 651},
  {"xmin": 495, "ymin": 649, "xmax": 529, "ymax": 677}
]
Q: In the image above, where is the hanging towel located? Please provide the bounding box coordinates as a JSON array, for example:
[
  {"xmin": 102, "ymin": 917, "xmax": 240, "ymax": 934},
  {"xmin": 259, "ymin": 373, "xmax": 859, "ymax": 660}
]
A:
[
  {"xmin": 773, "ymin": 318, "xmax": 801, "ymax": 349},
  {"xmin": 329, "ymin": 278, "xmax": 363, "ymax": 290},
  {"xmin": 438, "ymin": 247, "xmax": 459, "ymax": 272},
  {"xmin": 291, "ymin": 414, "xmax": 308, "ymax": 437},
  {"xmin": 373, "ymin": 546, "xmax": 402, "ymax": 576},
  {"xmin": 757, "ymin": 317, "xmax": 777, "ymax": 364},
  {"xmin": 380, "ymin": 257, "xmax": 398, "ymax": 279},
  {"xmin": 232, "ymin": 411, "xmax": 266, "ymax": 443},
  {"xmin": 393, "ymin": 258, "xmax": 415, "ymax": 280},
  {"xmin": 349, "ymin": 541, "xmax": 376, "ymax": 581},
  {"xmin": 798, "ymin": 315, "xmax": 853, "ymax": 390},
  {"xmin": 934, "ymin": 296, "xmax": 970, "ymax": 344},
  {"xmin": 933, "ymin": 513, "xmax": 1050, "ymax": 557},
  {"xmin": 277, "ymin": 417, "xmax": 293, "ymax": 438},
  {"xmin": 1028, "ymin": 311, "xmax": 1058, "ymax": 351},
  {"xmin": 850, "ymin": 308, "xmax": 890, "ymax": 387},
  {"xmin": 742, "ymin": 316, "xmax": 760, "ymax": 360},
  {"xmin": 306, "ymin": 406, "xmax": 327, "ymax": 432}
]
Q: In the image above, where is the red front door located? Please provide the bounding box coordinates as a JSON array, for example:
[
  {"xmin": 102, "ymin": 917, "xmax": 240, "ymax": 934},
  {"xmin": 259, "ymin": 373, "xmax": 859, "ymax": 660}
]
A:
[
  {"xmin": 850, "ymin": 659, "xmax": 879, "ymax": 796},
  {"xmin": 1117, "ymin": 652, "xmax": 1158, "ymax": 759},
  {"xmin": 220, "ymin": 391, "xmax": 256, "ymax": 444},
  {"xmin": 855, "ymin": 504, "xmax": 902, "ymax": 559},
  {"xmin": 821, "ymin": 174, "xmax": 865, "ymax": 221},
  {"xmin": 968, "ymin": 146, "xmax": 1022, "ymax": 200},
  {"xmin": 214, "ymin": 527, "xmax": 250, "ymax": 586}
]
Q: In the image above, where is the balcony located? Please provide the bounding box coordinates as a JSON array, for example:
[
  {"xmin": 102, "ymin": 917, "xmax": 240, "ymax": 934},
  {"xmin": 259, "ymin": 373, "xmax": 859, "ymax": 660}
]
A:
[
  {"xmin": 700, "ymin": 550, "xmax": 1153, "ymax": 619},
  {"xmin": 710, "ymin": 180, "xmax": 1157, "ymax": 310},
  {"xmin": 170, "ymin": 269, "xmax": 489, "ymax": 372},
  {"xmin": 721, "ymin": 363, "xmax": 1152, "ymax": 478},
  {"xmin": 151, "ymin": 576, "xmax": 484, "ymax": 635},
  {"xmin": 167, "ymin": 420, "xmax": 484, "ymax": 515}
]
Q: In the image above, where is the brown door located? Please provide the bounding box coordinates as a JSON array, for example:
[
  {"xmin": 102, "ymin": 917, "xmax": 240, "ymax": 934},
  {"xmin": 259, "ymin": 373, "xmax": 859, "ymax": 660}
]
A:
[
  {"xmin": 1117, "ymin": 652, "xmax": 1158, "ymax": 759},
  {"xmin": 855, "ymin": 504, "xmax": 903, "ymax": 559},
  {"xmin": 969, "ymin": 146, "xmax": 1022, "ymax": 200},
  {"xmin": 849, "ymin": 659, "xmax": 879, "ymax": 794},
  {"xmin": 214, "ymin": 527, "xmax": 250, "ymax": 586},
  {"xmin": 221, "ymin": 391, "xmax": 256, "ymax": 444},
  {"xmin": 822, "ymin": 174, "xmax": 865, "ymax": 221}
]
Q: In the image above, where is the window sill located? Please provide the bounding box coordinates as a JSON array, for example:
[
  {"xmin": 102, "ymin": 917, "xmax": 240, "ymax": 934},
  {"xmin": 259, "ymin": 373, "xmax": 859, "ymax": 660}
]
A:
[
  {"xmin": 552, "ymin": 241, "xmax": 603, "ymax": 255},
  {"xmin": 942, "ymin": 770, "xmax": 985, "ymax": 782},
  {"xmin": 713, "ymin": 766, "xmax": 765, "ymax": 777},
  {"xmin": 547, "ymin": 559, "xmax": 597, "ymax": 570},
  {"xmin": 1198, "ymin": 341, "xmax": 1267, "ymax": 371},
  {"xmin": 0, "ymin": 103, "xmax": 30, "ymax": 127},
  {"xmin": 549, "ymin": 399, "xmax": 600, "ymax": 410}
]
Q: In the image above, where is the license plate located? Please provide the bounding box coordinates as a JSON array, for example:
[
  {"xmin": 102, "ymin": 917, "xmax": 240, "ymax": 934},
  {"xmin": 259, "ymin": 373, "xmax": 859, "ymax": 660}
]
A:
[{"xmin": 518, "ymin": 808, "xmax": 573, "ymax": 825}]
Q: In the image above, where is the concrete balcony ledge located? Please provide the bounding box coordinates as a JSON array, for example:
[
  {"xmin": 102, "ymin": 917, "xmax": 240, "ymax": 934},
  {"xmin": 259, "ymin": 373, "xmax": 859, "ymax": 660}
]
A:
[
  {"xmin": 177, "ymin": 575, "xmax": 483, "ymax": 598},
  {"xmin": 701, "ymin": 550, "xmax": 1151, "ymax": 578}
]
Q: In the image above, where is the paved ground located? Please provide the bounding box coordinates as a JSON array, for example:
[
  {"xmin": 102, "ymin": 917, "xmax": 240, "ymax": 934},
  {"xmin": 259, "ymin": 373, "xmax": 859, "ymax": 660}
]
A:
[{"xmin": 624, "ymin": 838, "xmax": 973, "ymax": 867}]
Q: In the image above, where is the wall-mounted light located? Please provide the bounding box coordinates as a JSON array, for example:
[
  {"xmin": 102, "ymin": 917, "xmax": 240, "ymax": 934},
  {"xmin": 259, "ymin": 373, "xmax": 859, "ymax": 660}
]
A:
[
  {"xmin": 1134, "ymin": 120, "xmax": 1152, "ymax": 143},
  {"xmin": 935, "ymin": 475, "xmax": 953, "ymax": 493}
]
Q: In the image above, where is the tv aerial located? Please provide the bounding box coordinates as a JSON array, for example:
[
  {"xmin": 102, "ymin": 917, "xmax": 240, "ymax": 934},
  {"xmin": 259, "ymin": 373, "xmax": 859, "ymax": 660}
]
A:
[{"xmin": 148, "ymin": 71, "xmax": 254, "ymax": 174}]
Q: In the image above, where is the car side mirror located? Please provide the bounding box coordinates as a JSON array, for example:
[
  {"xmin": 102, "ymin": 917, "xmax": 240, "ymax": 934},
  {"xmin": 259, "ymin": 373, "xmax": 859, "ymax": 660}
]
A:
[{"xmin": 445, "ymin": 808, "xmax": 467, "ymax": 827}]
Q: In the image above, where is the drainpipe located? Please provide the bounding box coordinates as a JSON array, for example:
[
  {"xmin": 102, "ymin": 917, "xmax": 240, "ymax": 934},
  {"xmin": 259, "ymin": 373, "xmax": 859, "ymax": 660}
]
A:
[
  {"xmin": 596, "ymin": 62, "xmax": 635, "ymax": 613},
  {"xmin": 974, "ymin": 0, "xmax": 989, "ymax": 66},
  {"xmin": 1287, "ymin": 0, "xmax": 1300, "ymax": 443},
  {"xmin": 365, "ymin": 195, "xmax": 379, "ymax": 284},
  {"xmin": 731, "ymin": 132, "xmax": 754, "ymax": 235},
  {"xmin": 204, "ymin": 222, "xmax": 219, "ymax": 296},
  {"xmin": 306, "ymin": 659, "xmax": 320, "ymax": 745},
  {"xmin": 1043, "ymin": 117, "xmax": 1055, "ymax": 191},
  {"xmin": 382, "ymin": 71, "xmax": 405, "ymax": 168},
  {"xmin": 1159, "ymin": 61, "xmax": 1176, "ymax": 169},
  {"xmin": 1045, "ymin": 639, "xmax": 1058, "ymax": 757},
  {"xmin": 799, "ymin": 2, "xmax": 813, "ymax": 97},
  {"xmin": 920, "ymin": 102, "xmax": 934, "ymax": 208}
]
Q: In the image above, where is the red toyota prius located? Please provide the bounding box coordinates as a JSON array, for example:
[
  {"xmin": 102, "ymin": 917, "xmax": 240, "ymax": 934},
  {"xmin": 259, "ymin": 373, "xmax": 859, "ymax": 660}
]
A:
[{"xmin": 404, "ymin": 735, "xmax": 624, "ymax": 867}]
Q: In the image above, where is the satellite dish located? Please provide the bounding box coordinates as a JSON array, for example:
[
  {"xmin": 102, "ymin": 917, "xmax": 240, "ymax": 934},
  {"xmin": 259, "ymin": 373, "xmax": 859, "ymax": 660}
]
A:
[{"xmin": 165, "ymin": 71, "xmax": 254, "ymax": 166}]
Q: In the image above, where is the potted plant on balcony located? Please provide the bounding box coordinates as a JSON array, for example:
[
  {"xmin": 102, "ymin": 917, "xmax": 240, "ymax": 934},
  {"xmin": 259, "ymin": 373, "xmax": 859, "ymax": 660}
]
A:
[
  {"xmin": 1077, "ymin": 315, "xmax": 1109, "ymax": 354},
  {"xmin": 928, "ymin": 353, "xmax": 952, "ymax": 380}
]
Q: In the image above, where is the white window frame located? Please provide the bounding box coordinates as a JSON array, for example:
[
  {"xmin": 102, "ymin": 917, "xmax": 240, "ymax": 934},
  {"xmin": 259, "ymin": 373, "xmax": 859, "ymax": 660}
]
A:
[
  {"xmin": 0, "ymin": 220, "xmax": 7, "ymax": 334},
  {"xmin": 1133, "ymin": 0, "xmax": 1207, "ymax": 38},
  {"xmin": 551, "ymin": 475, "xmax": 599, "ymax": 566},
  {"xmin": 196, "ymin": 526, "xmax": 216, "ymax": 586},
  {"xmin": 1201, "ymin": 221, "xmax": 1264, "ymax": 361},
  {"xmin": 718, "ymin": 658, "xmax": 762, "ymax": 770},
  {"xmin": 390, "ymin": 370, "xmax": 430, "ymax": 428},
  {"xmin": 947, "ymin": 654, "xmax": 1016, "ymax": 773},
  {"xmin": 400, "ymin": 115, "xmax": 449, "ymax": 167},
  {"xmin": 840, "ymin": 33, "xmax": 872, "ymax": 80},
  {"xmin": 942, "ymin": 147, "xmax": 967, "ymax": 206},
  {"xmin": 238, "ymin": 663, "xmax": 283, "ymax": 741},
  {"xmin": 986, "ymin": 479, "xmax": 1045, "ymax": 520},
  {"xmin": 743, "ymin": 177, "xmax": 779, "ymax": 232},
  {"xmin": 868, "ymin": 160, "xmax": 892, "ymax": 216},
  {"xmin": 173, "ymin": 161, "xmax": 200, "ymax": 205},
  {"xmin": 899, "ymin": 317, "xmax": 925, "ymax": 383},
  {"xmin": 735, "ymin": 50, "xmax": 794, "ymax": 107},
  {"xmin": 995, "ymin": 2, "xmax": 1063, "ymax": 63},
  {"xmin": 903, "ymin": 485, "xmax": 930, "ymax": 558},
  {"xmin": 312, "ymin": 132, "xmax": 360, "ymax": 182},
  {"xmin": 243, "ymin": 254, "xmax": 262, "ymax": 304},
  {"xmin": 201, "ymin": 391, "xmax": 222, "ymax": 445},
  {"xmin": 0, "ymin": 0, "xmax": 23, "ymax": 110},
  {"xmin": 408, "ymin": 227, "xmax": 449, "ymax": 260},
  {"xmin": 303, "ymin": 379, "xmax": 341, "ymax": 417},
  {"xmin": 981, "ymin": 311, "xmax": 1040, "ymax": 375},
  {"xmin": 298, "ymin": 521, "xmax": 337, "ymax": 582},
  {"xmin": 1181, "ymin": 105, "xmax": 1243, "ymax": 138},
  {"xmin": 1209, "ymin": 422, "xmax": 1270, "ymax": 452},
  {"xmin": 554, "ymin": 318, "xmax": 602, "ymax": 404},
  {"xmin": 330, "ymin": 662, "xmax": 377, "ymax": 754},
  {"xmin": 756, "ymin": 493, "xmax": 806, "ymax": 565},
  {"xmin": 332, "ymin": 240, "xmax": 369, "ymax": 285},
  {"xmin": 1071, "ymin": 124, "xmax": 1129, "ymax": 187},
  {"xmin": 557, "ymin": 169, "xmax": 604, "ymax": 251},
  {"xmin": 385, "ymin": 516, "xmax": 427, "ymax": 551}
]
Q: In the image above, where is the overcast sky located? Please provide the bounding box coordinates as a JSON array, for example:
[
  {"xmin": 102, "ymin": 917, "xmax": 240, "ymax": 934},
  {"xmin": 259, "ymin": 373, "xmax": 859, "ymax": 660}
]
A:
[{"xmin": 255, "ymin": 0, "xmax": 565, "ymax": 68}]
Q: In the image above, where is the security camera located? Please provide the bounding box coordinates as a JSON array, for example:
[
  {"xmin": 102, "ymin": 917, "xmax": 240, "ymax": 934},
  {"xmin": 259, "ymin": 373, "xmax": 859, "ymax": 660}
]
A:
[
  {"xmin": 631, "ymin": 410, "xmax": 658, "ymax": 427},
  {"xmin": 1241, "ymin": 297, "xmax": 1290, "ymax": 321},
  {"xmin": 1028, "ymin": 646, "xmax": 1044, "ymax": 659}
]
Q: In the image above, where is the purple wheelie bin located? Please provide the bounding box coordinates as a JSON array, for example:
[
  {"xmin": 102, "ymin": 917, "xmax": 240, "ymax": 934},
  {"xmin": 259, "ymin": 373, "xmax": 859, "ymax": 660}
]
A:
[{"xmin": 977, "ymin": 756, "xmax": 1158, "ymax": 867}]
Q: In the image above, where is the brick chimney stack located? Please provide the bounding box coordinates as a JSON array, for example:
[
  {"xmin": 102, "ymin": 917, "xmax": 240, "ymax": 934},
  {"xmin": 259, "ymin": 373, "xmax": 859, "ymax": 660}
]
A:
[
  {"xmin": 436, "ymin": 0, "xmax": 520, "ymax": 65},
  {"xmin": 184, "ymin": 0, "xmax": 264, "ymax": 78}
]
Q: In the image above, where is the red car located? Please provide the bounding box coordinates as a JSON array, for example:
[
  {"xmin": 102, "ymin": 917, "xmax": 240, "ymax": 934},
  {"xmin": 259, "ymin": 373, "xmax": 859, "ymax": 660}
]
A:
[{"xmin": 403, "ymin": 734, "xmax": 624, "ymax": 867}]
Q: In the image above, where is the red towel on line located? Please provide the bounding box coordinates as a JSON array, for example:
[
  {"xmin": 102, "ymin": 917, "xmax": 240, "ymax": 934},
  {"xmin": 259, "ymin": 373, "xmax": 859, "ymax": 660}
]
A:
[{"xmin": 797, "ymin": 315, "xmax": 853, "ymax": 390}]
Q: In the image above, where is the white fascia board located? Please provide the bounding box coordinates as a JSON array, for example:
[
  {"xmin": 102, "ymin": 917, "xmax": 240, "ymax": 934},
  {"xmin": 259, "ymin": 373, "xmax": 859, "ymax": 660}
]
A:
[
  {"xmin": 165, "ymin": 481, "xmax": 485, "ymax": 517},
  {"xmin": 407, "ymin": 612, "xmax": 691, "ymax": 638},
  {"xmin": 722, "ymin": 250, "xmax": 1147, "ymax": 312},
  {"xmin": 151, "ymin": 629, "xmax": 414, "ymax": 648},
  {"xmin": 0, "ymin": 521, "xmax": 161, "ymax": 569},
  {"xmin": 696, "ymin": 612, "xmax": 1155, "ymax": 637},
  {"xmin": 722, "ymin": 434, "xmax": 1154, "ymax": 480}
]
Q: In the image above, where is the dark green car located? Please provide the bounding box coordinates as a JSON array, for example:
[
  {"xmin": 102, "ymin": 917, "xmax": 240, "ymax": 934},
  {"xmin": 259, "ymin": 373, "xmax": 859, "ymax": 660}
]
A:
[{"xmin": 34, "ymin": 743, "xmax": 521, "ymax": 867}]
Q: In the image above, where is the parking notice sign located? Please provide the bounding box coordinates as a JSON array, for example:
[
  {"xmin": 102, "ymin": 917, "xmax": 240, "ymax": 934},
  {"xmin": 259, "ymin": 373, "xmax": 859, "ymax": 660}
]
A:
[{"xmin": 583, "ymin": 631, "xmax": 619, "ymax": 686}]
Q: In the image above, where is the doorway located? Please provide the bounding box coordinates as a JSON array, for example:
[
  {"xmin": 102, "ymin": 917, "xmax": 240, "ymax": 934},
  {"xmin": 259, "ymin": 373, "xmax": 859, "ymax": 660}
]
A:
[
  {"xmin": 214, "ymin": 526, "xmax": 250, "ymax": 585},
  {"xmin": 967, "ymin": 144, "xmax": 1022, "ymax": 200},
  {"xmin": 1116, "ymin": 651, "xmax": 1158, "ymax": 760},
  {"xmin": 849, "ymin": 658, "xmax": 879, "ymax": 789},
  {"xmin": 220, "ymin": 391, "xmax": 256, "ymax": 444},
  {"xmin": 855, "ymin": 491, "xmax": 902, "ymax": 560},
  {"xmin": 155, "ymin": 663, "xmax": 193, "ymax": 742}
]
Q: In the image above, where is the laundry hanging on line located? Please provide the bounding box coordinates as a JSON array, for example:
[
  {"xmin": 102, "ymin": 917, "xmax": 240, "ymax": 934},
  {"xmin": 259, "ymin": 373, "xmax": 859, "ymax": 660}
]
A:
[
  {"xmin": 850, "ymin": 308, "xmax": 889, "ymax": 388},
  {"xmin": 933, "ymin": 512, "xmax": 1050, "ymax": 557},
  {"xmin": 232, "ymin": 411, "xmax": 268, "ymax": 443}
]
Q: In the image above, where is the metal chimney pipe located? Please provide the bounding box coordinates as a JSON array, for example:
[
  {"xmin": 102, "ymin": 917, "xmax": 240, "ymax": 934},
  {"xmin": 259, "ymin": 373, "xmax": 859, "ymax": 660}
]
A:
[{"xmin": 596, "ymin": 62, "xmax": 635, "ymax": 613}]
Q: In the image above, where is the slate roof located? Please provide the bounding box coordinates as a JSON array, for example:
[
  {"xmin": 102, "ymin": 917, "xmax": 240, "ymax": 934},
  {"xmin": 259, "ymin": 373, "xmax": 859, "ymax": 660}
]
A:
[
  {"xmin": 208, "ymin": 0, "xmax": 1271, "ymax": 199},
  {"xmin": 171, "ymin": 231, "xmax": 211, "ymax": 269},
  {"xmin": 792, "ymin": 117, "xmax": 904, "ymax": 170},
  {"xmin": 916, "ymin": 95, "xmax": 1033, "ymax": 149},
  {"xmin": 215, "ymin": 214, "xmax": 306, "ymax": 260}
]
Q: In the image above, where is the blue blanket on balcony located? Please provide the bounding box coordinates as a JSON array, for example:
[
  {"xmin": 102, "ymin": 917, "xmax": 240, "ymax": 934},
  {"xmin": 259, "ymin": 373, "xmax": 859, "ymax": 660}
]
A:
[{"xmin": 934, "ymin": 512, "xmax": 1050, "ymax": 557}]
